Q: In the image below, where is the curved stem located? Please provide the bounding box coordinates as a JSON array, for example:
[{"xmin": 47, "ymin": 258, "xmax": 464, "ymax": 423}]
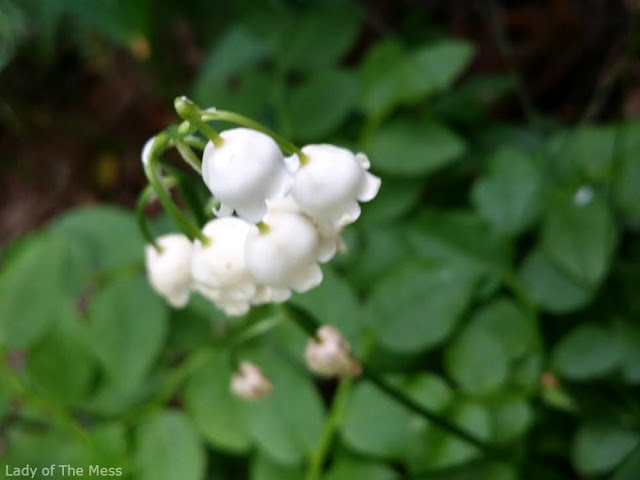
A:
[
  {"xmin": 175, "ymin": 140, "xmax": 202, "ymax": 174},
  {"xmin": 0, "ymin": 349, "xmax": 87, "ymax": 440},
  {"xmin": 136, "ymin": 177, "xmax": 178, "ymax": 251},
  {"xmin": 174, "ymin": 97, "xmax": 224, "ymax": 147},
  {"xmin": 142, "ymin": 136, "xmax": 210, "ymax": 245},
  {"xmin": 285, "ymin": 304, "xmax": 506, "ymax": 460},
  {"xmin": 183, "ymin": 135, "xmax": 207, "ymax": 150},
  {"xmin": 201, "ymin": 109, "xmax": 309, "ymax": 164},
  {"xmin": 362, "ymin": 369, "xmax": 505, "ymax": 459},
  {"xmin": 306, "ymin": 378, "xmax": 354, "ymax": 480}
]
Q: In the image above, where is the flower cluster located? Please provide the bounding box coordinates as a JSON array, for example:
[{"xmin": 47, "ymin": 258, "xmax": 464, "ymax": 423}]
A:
[{"xmin": 144, "ymin": 127, "xmax": 380, "ymax": 316}]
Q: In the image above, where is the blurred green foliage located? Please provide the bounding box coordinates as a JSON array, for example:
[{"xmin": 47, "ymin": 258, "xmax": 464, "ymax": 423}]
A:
[{"xmin": 2, "ymin": 0, "xmax": 640, "ymax": 480}]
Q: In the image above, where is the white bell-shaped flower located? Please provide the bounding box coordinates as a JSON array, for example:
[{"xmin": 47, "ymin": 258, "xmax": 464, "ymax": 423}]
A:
[
  {"xmin": 144, "ymin": 234, "xmax": 193, "ymax": 308},
  {"xmin": 191, "ymin": 217, "xmax": 257, "ymax": 316},
  {"xmin": 202, "ymin": 127, "xmax": 292, "ymax": 223},
  {"xmin": 265, "ymin": 195, "xmax": 340, "ymax": 263},
  {"xmin": 230, "ymin": 362, "xmax": 272, "ymax": 400},
  {"xmin": 245, "ymin": 211, "xmax": 325, "ymax": 293},
  {"xmin": 291, "ymin": 144, "xmax": 381, "ymax": 232},
  {"xmin": 304, "ymin": 325, "xmax": 361, "ymax": 378}
]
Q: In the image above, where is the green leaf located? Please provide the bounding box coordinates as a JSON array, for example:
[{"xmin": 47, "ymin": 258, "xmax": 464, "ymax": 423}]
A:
[
  {"xmin": 358, "ymin": 178, "xmax": 423, "ymax": 226},
  {"xmin": 613, "ymin": 444, "xmax": 640, "ymax": 480},
  {"xmin": 87, "ymin": 423, "xmax": 129, "ymax": 469},
  {"xmin": 65, "ymin": 0, "xmax": 152, "ymax": 46},
  {"xmin": 490, "ymin": 396, "xmax": 533, "ymax": 443},
  {"xmin": 277, "ymin": 3, "xmax": 360, "ymax": 72},
  {"xmin": 342, "ymin": 374, "xmax": 451, "ymax": 459},
  {"xmin": 89, "ymin": 276, "xmax": 168, "ymax": 388},
  {"xmin": 2, "ymin": 427, "xmax": 88, "ymax": 470},
  {"xmin": 552, "ymin": 324, "xmax": 623, "ymax": 380},
  {"xmin": 0, "ymin": 382, "xmax": 9, "ymax": 422},
  {"xmin": 407, "ymin": 210, "xmax": 511, "ymax": 276},
  {"xmin": 546, "ymin": 125, "xmax": 616, "ymax": 183},
  {"xmin": 184, "ymin": 349, "xmax": 252, "ymax": 453},
  {"xmin": 208, "ymin": 69, "xmax": 274, "ymax": 119},
  {"xmin": 541, "ymin": 191, "xmax": 617, "ymax": 286},
  {"xmin": 324, "ymin": 458, "xmax": 399, "ymax": 480},
  {"xmin": 86, "ymin": 381, "xmax": 152, "ymax": 418},
  {"xmin": 445, "ymin": 322, "xmax": 509, "ymax": 395},
  {"xmin": 0, "ymin": 232, "xmax": 78, "ymax": 348},
  {"xmin": 251, "ymin": 454, "xmax": 303, "ymax": 480},
  {"xmin": 168, "ymin": 294, "xmax": 226, "ymax": 353},
  {"xmin": 432, "ymin": 75, "xmax": 515, "ymax": 125},
  {"xmin": 26, "ymin": 310, "xmax": 96, "ymax": 404},
  {"xmin": 471, "ymin": 298, "xmax": 540, "ymax": 360},
  {"xmin": 518, "ymin": 248, "xmax": 594, "ymax": 314},
  {"xmin": 52, "ymin": 205, "xmax": 145, "ymax": 272},
  {"xmin": 472, "ymin": 147, "xmax": 543, "ymax": 235},
  {"xmin": 290, "ymin": 266, "xmax": 363, "ymax": 344},
  {"xmin": 370, "ymin": 119, "xmax": 466, "ymax": 176},
  {"xmin": 349, "ymin": 226, "xmax": 413, "ymax": 289},
  {"xmin": 412, "ymin": 402, "xmax": 492, "ymax": 469},
  {"xmin": 369, "ymin": 262, "xmax": 478, "ymax": 354},
  {"xmin": 193, "ymin": 25, "xmax": 269, "ymax": 106},
  {"xmin": 613, "ymin": 120, "xmax": 640, "ymax": 227},
  {"xmin": 245, "ymin": 348, "xmax": 324, "ymax": 465},
  {"xmin": 573, "ymin": 421, "xmax": 640, "ymax": 475},
  {"xmin": 401, "ymin": 40, "xmax": 474, "ymax": 102},
  {"xmin": 135, "ymin": 410, "xmax": 206, "ymax": 480},
  {"xmin": 357, "ymin": 39, "xmax": 473, "ymax": 116},
  {"xmin": 614, "ymin": 320, "xmax": 640, "ymax": 385},
  {"xmin": 357, "ymin": 40, "xmax": 406, "ymax": 116},
  {"xmin": 288, "ymin": 70, "xmax": 357, "ymax": 141}
]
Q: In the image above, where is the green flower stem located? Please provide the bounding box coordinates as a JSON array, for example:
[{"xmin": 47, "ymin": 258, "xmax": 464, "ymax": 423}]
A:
[
  {"xmin": 285, "ymin": 304, "xmax": 506, "ymax": 460},
  {"xmin": 174, "ymin": 140, "xmax": 202, "ymax": 174},
  {"xmin": 183, "ymin": 135, "xmax": 207, "ymax": 150},
  {"xmin": 229, "ymin": 315, "xmax": 287, "ymax": 349},
  {"xmin": 122, "ymin": 346, "xmax": 215, "ymax": 425},
  {"xmin": 143, "ymin": 135, "xmax": 210, "ymax": 245},
  {"xmin": 136, "ymin": 177, "xmax": 178, "ymax": 251},
  {"xmin": 174, "ymin": 96, "xmax": 224, "ymax": 147},
  {"xmin": 0, "ymin": 349, "xmax": 87, "ymax": 440},
  {"xmin": 305, "ymin": 378, "xmax": 354, "ymax": 480},
  {"xmin": 200, "ymin": 109, "xmax": 310, "ymax": 164},
  {"xmin": 227, "ymin": 314, "xmax": 288, "ymax": 371},
  {"xmin": 362, "ymin": 369, "xmax": 505, "ymax": 459}
]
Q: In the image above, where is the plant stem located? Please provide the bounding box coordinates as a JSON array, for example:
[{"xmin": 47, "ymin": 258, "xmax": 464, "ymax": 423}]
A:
[
  {"xmin": 174, "ymin": 140, "xmax": 202, "ymax": 174},
  {"xmin": 286, "ymin": 304, "xmax": 506, "ymax": 460},
  {"xmin": 136, "ymin": 177, "xmax": 178, "ymax": 251},
  {"xmin": 305, "ymin": 378, "xmax": 354, "ymax": 480},
  {"xmin": 363, "ymin": 369, "xmax": 504, "ymax": 459},
  {"xmin": 201, "ymin": 109, "xmax": 309, "ymax": 164},
  {"xmin": 142, "ymin": 135, "xmax": 209, "ymax": 245},
  {"xmin": 174, "ymin": 97, "xmax": 224, "ymax": 147},
  {"xmin": 0, "ymin": 350, "xmax": 87, "ymax": 440}
]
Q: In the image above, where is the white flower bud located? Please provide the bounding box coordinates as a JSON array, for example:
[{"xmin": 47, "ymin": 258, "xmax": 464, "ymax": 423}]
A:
[
  {"xmin": 202, "ymin": 128, "xmax": 292, "ymax": 223},
  {"xmin": 230, "ymin": 361, "xmax": 272, "ymax": 400},
  {"xmin": 144, "ymin": 234, "xmax": 193, "ymax": 308},
  {"xmin": 291, "ymin": 144, "xmax": 381, "ymax": 232},
  {"xmin": 245, "ymin": 211, "xmax": 323, "ymax": 293},
  {"xmin": 191, "ymin": 217, "xmax": 257, "ymax": 316},
  {"xmin": 304, "ymin": 325, "xmax": 361, "ymax": 378}
]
